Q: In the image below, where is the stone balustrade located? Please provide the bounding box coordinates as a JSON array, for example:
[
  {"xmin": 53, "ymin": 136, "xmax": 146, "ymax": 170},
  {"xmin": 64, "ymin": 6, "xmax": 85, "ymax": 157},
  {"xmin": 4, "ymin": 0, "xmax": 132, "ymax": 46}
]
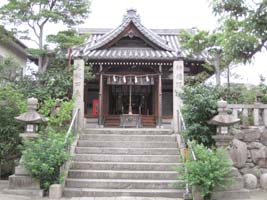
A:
[{"xmin": 228, "ymin": 104, "xmax": 267, "ymax": 127}]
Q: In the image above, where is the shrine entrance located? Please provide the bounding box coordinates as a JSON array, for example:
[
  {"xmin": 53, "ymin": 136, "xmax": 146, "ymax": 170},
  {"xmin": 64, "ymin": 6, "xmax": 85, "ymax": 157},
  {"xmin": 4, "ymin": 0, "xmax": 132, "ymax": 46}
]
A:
[{"xmin": 108, "ymin": 85, "xmax": 154, "ymax": 115}]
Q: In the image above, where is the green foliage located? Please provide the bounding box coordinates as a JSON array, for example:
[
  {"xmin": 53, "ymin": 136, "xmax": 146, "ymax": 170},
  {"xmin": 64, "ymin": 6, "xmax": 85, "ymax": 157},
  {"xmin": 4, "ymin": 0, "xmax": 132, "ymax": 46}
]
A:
[
  {"xmin": 178, "ymin": 142, "xmax": 232, "ymax": 199},
  {"xmin": 39, "ymin": 98, "xmax": 74, "ymax": 131},
  {"xmin": 15, "ymin": 68, "xmax": 73, "ymax": 102},
  {"xmin": 22, "ymin": 131, "xmax": 71, "ymax": 190},
  {"xmin": 0, "ymin": 25, "xmax": 14, "ymax": 43},
  {"xmin": 180, "ymin": 83, "xmax": 267, "ymax": 141},
  {"xmin": 178, "ymin": 28, "xmax": 229, "ymax": 86},
  {"xmin": 180, "ymin": 85, "xmax": 219, "ymax": 147},
  {"xmin": 0, "ymin": 0, "xmax": 91, "ymax": 42},
  {"xmin": 0, "ymin": 0, "xmax": 91, "ymax": 71},
  {"xmin": 0, "ymin": 86, "xmax": 26, "ymax": 177},
  {"xmin": 0, "ymin": 56, "xmax": 22, "ymax": 84},
  {"xmin": 211, "ymin": 0, "xmax": 267, "ymax": 63},
  {"xmin": 22, "ymin": 96, "xmax": 73, "ymax": 190},
  {"xmin": 47, "ymin": 29, "xmax": 90, "ymax": 50}
]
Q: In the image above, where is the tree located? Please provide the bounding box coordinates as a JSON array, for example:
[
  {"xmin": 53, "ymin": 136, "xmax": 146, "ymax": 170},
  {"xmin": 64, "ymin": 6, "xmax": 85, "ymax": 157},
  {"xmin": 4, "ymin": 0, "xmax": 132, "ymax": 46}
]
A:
[
  {"xmin": 0, "ymin": 57, "xmax": 21, "ymax": 85},
  {"xmin": 0, "ymin": 86, "xmax": 26, "ymax": 179},
  {"xmin": 211, "ymin": 0, "xmax": 267, "ymax": 63},
  {"xmin": 179, "ymin": 29, "xmax": 227, "ymax": 86},
  {"xmin": 0, "ymin": 0, "xmax": 91, "ymax": 73},
  {"xmin": 0, "ymin": 25, "xmax": 14, "ymax": 43}
]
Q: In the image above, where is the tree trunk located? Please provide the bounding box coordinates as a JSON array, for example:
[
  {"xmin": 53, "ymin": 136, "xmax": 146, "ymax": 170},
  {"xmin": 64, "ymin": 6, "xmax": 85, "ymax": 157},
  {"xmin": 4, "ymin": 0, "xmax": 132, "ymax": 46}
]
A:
[
  {"xmin": 38, "ymin": 26, "xmax": 44, "ymax": 73},
  {"xmin": 214, "ymin": 53, "xmax": 221, "ymax": 86}
]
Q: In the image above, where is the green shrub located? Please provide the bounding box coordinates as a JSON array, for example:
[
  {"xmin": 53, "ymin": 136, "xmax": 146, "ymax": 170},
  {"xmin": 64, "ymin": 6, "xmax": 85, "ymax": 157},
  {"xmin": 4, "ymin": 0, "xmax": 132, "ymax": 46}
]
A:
[
  {"xmin": 0, "ymin": 86, "xmax": 26, "ymax": 178},
  {"xmin": 39, "ymin": 98, "xmax": 73, "ymax": 132},
  {"xmin": 22, "ymin": 131, "xmax": 71, "ymax": 190},
  {"xmin": 180, "ymin": 85, "xmax": 219, "ymax": 147},
  {"xmin": 15, "ymin": 68, "xmax": 73, "ymax": 102},
  {"xmin": 178, "ymin": 142, "xmax": 232, "ymax": 200}
]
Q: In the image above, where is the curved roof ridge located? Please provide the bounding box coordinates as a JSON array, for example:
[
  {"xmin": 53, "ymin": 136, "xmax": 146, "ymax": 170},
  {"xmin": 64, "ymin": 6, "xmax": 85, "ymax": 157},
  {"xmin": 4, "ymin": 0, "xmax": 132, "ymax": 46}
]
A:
[{"xmin": 86, "ymin": 10, "xmax": 174, "ymax": 52}]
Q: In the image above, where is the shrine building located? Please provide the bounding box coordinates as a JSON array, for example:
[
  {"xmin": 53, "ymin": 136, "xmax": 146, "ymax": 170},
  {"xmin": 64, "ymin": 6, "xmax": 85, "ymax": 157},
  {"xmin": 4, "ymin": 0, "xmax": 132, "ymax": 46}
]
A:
[{"xmin": 72, "ymin": 9, "xmax": 205, "ymax": 132}]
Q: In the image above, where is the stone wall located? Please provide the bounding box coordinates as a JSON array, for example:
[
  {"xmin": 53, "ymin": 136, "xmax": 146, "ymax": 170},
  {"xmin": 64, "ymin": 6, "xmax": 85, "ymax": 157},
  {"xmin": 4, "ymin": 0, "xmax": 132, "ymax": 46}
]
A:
[{"xmin": 230, "ymin": 127, "xmax": 267, "ymax": 189}]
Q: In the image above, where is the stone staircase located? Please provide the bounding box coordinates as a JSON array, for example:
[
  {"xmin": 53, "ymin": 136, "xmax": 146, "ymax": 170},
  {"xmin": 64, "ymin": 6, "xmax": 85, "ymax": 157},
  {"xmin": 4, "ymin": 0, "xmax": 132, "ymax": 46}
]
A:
[{"xmin": 63, "ymin": 129, "xmax": 184, "ymax": 198}]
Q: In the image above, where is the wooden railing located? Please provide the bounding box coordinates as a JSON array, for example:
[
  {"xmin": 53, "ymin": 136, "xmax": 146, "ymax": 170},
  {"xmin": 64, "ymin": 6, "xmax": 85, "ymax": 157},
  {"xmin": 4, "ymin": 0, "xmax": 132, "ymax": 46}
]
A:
[{"xmin": 228, "ymin": 103, "xmax": 267, "ymax": 127}]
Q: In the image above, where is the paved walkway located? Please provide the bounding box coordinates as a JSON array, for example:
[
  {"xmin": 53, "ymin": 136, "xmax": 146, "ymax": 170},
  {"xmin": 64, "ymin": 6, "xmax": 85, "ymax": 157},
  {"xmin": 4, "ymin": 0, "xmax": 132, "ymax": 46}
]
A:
[{"xmin": 1, "ymin": 180, "xmax": 267, "ymax": 200}]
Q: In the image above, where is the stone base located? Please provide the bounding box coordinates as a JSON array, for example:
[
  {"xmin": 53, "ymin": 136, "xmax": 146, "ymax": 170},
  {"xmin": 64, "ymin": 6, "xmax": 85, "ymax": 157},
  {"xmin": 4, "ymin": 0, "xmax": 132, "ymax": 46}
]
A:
[
  {"xmin": 8, "ymin": 175, "xmax": 40, "ymax": 189},
  {"xmin": 3, "ymin": 188, "xmax": 44, "ymax": 197},
  {"xmin": 6, "ymin": 173, "xmax": 44, "ymax": 197},
  {"xmin": 212, "ymin": 189, "xmax": 250, "ymax": 200},
  {"xmin": 15, "ymin": 165, "xmax": 30, "ymax": 176},
  {"xmin": 49, "ymin": 184, "xmax": 62, "ymax": 199}
]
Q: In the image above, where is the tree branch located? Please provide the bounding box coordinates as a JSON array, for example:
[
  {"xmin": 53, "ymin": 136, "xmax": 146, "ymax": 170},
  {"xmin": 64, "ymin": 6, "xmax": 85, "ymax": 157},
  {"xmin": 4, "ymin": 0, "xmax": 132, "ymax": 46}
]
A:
[
  {"xmin": 248, "ymin": 38, "xmax": 267, "ymax": 58},
  {"xmin": 40, "ymin": 0, "xmax": 57, "ymax": 27},
  {"xmin": 27, "ymin": 21, "xmax": 39, "ymax": 39}
]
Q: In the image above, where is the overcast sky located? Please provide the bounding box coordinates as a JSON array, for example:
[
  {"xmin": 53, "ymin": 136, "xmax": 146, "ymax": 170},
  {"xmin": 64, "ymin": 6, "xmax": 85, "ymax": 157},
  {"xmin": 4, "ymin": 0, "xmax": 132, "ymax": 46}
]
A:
[{"xmin": 0, "ymin": 0, "xmax": 266, "ymax": 84}]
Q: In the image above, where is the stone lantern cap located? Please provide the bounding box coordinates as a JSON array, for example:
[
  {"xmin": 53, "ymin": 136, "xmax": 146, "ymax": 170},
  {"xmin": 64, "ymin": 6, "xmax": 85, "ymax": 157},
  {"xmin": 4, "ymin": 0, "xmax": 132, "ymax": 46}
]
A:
[
  {"xmin": 15, "ymin": 97, "xmax": 47, "ymax": 123},
  {"xmin": 209, "ymin": 99, "xmax": 240, "ymax": 126}
]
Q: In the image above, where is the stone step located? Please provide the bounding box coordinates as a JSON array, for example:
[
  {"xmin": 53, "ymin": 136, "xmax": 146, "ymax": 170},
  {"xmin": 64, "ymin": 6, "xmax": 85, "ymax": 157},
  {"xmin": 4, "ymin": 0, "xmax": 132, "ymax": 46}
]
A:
[
  {"xmin": 65, "ymin": 179, "xmax": 184, "ymax": 189},
  {"xmin": 73, "ymin": 154, "xmax": 180, "ymax": 163},
  {"xmin": 75, "ymin": 147, "xmax": 179, "ymax": 155},
  {"xmin": 79, "ymin": 134, "xmax": 175, "ymax": 142},
  {"xmin": 77, "ymin": 141, "xmax": 178, "ymax": 148},
  {"xmin": 82, "ymin": 129, "xmax": 173, "ymax": 135},
  {"xmin": 63, "ymin": 188, "xmax": 183, "ymax": 198},
  {"xmin": 68, "ymin": 170, "xmax": 178, "ymax": 180},
  {"xmin": 71, "ymin": 162, "xmax": 181, "ymax": 171}
]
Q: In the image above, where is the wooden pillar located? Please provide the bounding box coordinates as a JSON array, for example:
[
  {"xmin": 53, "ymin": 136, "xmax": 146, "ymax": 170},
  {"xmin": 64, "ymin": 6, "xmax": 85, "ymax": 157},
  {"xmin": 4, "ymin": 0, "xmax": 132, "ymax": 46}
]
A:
[
  {"xmin": 173, "ymin": 60, "xmax": 184, "ymax": 133},
  {"xmin": 98, "ymin": 64, "xmax": 104, "ymax": 127},
  {"xmin": 157, "ymin": 64, "xmax": 162, "ymax": 128},
  {"xmin": 73, "ymin": 58, "xmax": 85, "ymax": 128}
]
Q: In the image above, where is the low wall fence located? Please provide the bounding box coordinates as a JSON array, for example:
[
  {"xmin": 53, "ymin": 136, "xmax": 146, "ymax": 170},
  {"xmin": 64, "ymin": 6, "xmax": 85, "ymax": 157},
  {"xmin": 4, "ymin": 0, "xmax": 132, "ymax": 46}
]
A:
[{"xmin": 228, "ymin": 103, "xmax": 267, "ymax": 127}]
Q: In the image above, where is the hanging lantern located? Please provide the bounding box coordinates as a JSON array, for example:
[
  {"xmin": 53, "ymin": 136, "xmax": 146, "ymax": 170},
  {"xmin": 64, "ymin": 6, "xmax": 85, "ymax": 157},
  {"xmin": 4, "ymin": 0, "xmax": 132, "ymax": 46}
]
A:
[
  {"xmin": 113, "ymin": 75, "xmax": 117, "ymax": 82},
  {"xmin": 123, "ymin": 76, "xmax": 126, "ymax": 83},
  {"xmin": 146, "ymin": 75, "xmax": 149, "ymax": 82},
  {"xmin": 135, "ymin": 76, "xmax": 138, "ymax": 84}
]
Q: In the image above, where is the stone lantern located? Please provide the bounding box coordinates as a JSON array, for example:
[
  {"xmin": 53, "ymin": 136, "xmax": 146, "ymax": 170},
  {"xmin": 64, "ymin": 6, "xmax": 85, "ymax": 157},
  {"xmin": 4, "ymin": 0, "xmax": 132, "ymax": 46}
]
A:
[
  {"xmin": 209, "ymin": 99, "xmax": 240, "ymax": 147},
  {"xmin": 15, "ymin": 97, "xmax": 47, "ymax": 139},
  {"xmin": 208, "ymin": 100, "xmax": 250, "ymax": 199},
  {"xmin": 4, "ymin": 97, "xmax": 47, "ymax": 197}
]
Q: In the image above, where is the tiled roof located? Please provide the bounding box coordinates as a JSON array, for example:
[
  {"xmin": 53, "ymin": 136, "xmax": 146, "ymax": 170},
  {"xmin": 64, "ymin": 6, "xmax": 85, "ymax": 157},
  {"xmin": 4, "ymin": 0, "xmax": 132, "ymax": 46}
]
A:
[{"xmin": 72, "ymin": 9, "xmax": 204, "ymax": 61}]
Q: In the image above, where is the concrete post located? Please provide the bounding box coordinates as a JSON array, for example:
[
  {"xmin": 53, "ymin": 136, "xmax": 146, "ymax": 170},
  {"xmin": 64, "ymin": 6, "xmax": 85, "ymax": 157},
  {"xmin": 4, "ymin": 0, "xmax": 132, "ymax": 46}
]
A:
[
  {"xmin": 253, "ymin": 103, "xmax": 260, "ymax": 126},
  {"xmin": 173, "ymin": 60, "xmax": 184, "ymax": 133},
  {"xmin": 264, "ymin": 109, "xmax": 267, "ymax": 127},
  {"xmin": 232, "ymin": 109, "xmax": 238, "ymax": 119},
  {"xmin": 73, "ymin": 58, "xmax": 85, "ymax": 129}
]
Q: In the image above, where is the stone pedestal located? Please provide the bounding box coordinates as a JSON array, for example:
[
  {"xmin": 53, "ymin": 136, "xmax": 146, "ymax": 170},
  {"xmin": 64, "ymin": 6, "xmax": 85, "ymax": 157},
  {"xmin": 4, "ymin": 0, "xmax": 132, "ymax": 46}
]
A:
[
  {"xmin": 120, "ymin": 114, "xmax": 141, "ymax": 128},
  {"xmin": 49, "ymin": 184, "xmax": 62, "ymax": 199},
  {"xmin": 211, "ymin": 135, "xmax": 250, "ymax": 200},
  {"xmin": 3, "ymin": 164, "xmax": 44, "ymax": 197}
]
